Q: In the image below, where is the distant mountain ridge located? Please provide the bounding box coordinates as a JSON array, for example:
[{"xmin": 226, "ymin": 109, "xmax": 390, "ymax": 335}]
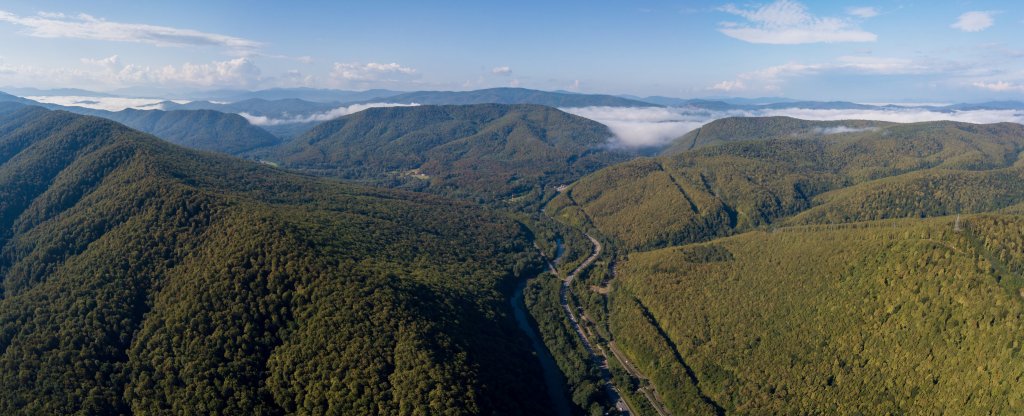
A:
[
  {"xmin": 365, "ymin": 87, "xmax": 659, "ymax": 108},
  {"xmin": 0, "ymin": 93, "xmax": 280, "ymax": 154}
]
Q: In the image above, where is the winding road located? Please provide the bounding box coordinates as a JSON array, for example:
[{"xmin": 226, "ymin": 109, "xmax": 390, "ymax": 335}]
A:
[
  {"xmin": 552, "ymin": 234, "xmax": 637, "ymax": 414},
  {"xmin": 556, "ymin": 232, "xmax": 680, "ymax": 416}
]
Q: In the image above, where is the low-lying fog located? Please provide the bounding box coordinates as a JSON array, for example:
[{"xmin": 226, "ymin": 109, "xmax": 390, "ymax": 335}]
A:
[{"xmin": 561, "ymin": 106, "xmax": 1024, "ymax": 148}]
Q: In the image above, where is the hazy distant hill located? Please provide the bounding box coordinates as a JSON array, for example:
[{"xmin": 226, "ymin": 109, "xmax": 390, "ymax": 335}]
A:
[
  {"xmin": 0, "ymin": 102, "xmax": 551, "ymax": 414},
  {"xmin": 97, "ymin": 108, "xmax": 282, "ymax": 154},
  {"xmin": 368, "ymin": 87, "xmax": 658, "ymax": 108},
  {"xmin": 259, "ymin": 103, "xmax": 634, "ymax": 202},
  {"xmin": 158, "ymin": 98, "xmax": 341, "ymax": 119},
  {"xmin": 192, "ymin": 87, "xmax": 404, "ymax": 103},
  {"xmin": 0, "ymin": 93, "xmax": 280, "ymax": 154},
  {"xmin": 0, "ymin": 91, "xmax": 36, "ymax": 105},
  {"xmin": 0, "ymin": 87, "xmax": 115, "ymax": 98}
]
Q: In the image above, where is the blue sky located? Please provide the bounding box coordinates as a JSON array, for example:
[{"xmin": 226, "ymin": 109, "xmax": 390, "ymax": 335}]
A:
[{"xmin": 0, "ymin": 0, "xmax": 1022, "ymax": 101}]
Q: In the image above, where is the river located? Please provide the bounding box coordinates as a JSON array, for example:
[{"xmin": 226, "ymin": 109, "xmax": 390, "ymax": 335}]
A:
[{"xmin": 509, "ymin": 239, "xmax": 572, "ymax": 416}]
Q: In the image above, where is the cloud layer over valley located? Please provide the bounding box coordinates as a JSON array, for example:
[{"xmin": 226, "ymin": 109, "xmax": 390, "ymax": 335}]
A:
[
  {"xmin": 240, "ymin": 102, "xmax": 420, "ymax": 126},
  {"xmin": 562, "ymin": 105, "xmax": 1024, "ymax": 148}
]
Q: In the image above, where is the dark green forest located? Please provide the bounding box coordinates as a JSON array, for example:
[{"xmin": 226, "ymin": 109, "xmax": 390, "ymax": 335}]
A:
[
  {"xmin": 4, "ymin": 95, "xmax": 1024, "ymax": 415},
  {"xmin": 255, "ymin": 104, "xmax": 635, "ymax": 204},
  {"xmin": 0, "ymin": 103, "xmax": 553, "ymax": 415}
]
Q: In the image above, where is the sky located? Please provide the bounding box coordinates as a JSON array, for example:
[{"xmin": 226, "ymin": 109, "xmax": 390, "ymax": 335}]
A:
[{"xmin": 0, "ymin": 0, "xmax": 1022, "ymax": 101}]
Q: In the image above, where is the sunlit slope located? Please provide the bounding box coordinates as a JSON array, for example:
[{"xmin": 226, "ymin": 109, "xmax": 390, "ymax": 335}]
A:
[
  {"xmin": 613, "ymin": 215, "xmax": 1024, "ymax": 414},
  {"xmin": 549, "ymin": 119, "xmax": 1024, "ymax": 250}
]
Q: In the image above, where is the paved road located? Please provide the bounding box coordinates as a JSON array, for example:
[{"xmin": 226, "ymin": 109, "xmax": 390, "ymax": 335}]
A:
[{"xmin": 553, "ymin": 234, "xmax": 635, "ymax": 415}]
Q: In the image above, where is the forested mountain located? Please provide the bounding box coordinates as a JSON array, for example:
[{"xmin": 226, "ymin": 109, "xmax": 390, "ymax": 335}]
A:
[
  {"xmin": 549, "ymin": 118, "xmax": 1024, "ymax": 250},
  {"xmin": 612, "ymin": 216, "xmax": 1024, "ymax": 414},
  {"xmin": 365, "ymin": 88, "xmax": 657, "ymax": 108},
  {"xmin": 258, "ymin": 103, "xmax": 635, "ymax": 202},
  {"xmin": 0, "ymin": 102, "xmax": 553, "ymax": 415},
  {"xmin": 662, "ymin": 116, "xmax": 893, "ymax": 155}
]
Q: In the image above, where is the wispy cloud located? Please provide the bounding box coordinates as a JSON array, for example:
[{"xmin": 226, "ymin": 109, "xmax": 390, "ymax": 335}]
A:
[
  {"xmin": 951, "ymin": 11, "xmax": 995, "ymax": 32},
  {"xmin": 716, "ymin": 0, "xmax": 876, "ymax": 44},
  {"xmin": 241, "ymin": 103, "xmax": 420, "ymax": 126},
  {"xmin": 711, "ymin": 56, "xmax": 929, "ymax": 92},
  {"xmin": 121, "ymin": 57, "xmax": 260, "ymax": 87},
  {"xmin": 491, "ymin": 66, "xmax": 511, "ymax": 75},
  {"xmin": 972, "ymin": 81, "xmax": 1024, "ymax": 92},
  {"xmin": 718, "ymin": 0, "xmax": 877, "ymax": 44},
  {"xmin": 0, "ymin": 10, "xmax": 261, "ymax": 50},
  {"xmin": 846, "ymin": 7, "xmax": 879, "ymax": 18},
  {"xmin": 710, "ymin": 80, "xmax": 746, "ymax": 92},
  {"xmin": 814, "ymin": 125, "xmax": 878, "ymax": 134},
  {"xmin": 331, "ymin": 62, "xmax": 417, "ymax": 81}
]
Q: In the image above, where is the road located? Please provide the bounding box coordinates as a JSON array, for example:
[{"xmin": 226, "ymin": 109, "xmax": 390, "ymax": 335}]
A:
[
  {"xmin": 608, "ymin": 341, "xmax": 672, "ymax": 416},
  {"xmin": 552, "ymin": 234, "xmax": 636, "ymax": 415},
  {"xmin": 558, "ymin": 232, "xmax": 679, "ymax": 416}
]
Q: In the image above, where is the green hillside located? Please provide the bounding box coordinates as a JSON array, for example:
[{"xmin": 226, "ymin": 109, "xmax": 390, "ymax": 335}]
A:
[
  {"xmin": 0, "ymin": 103, "xmax": 552, "ymax": 415},
  {"xmin": 259, "ymin": 103, "xmax": 634, "ymax": 202},
  {"xmin": 662, "ymin": 116, "xmax": 893, "ymax": 156},
  {"xmin": 611, "ymin": 216, "xmax": 1024, "ymax": 414},
  {"xmin": 549, "ymin": 119, "xmax": 1024, "ymax": 250}
]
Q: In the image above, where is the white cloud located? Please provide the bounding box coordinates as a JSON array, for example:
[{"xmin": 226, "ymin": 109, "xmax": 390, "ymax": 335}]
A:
[
  {"xmin": 25, "ymin": 95, "xmax": 186, "ymax": 111},
  {"xmin": 972, "ymin": 81, "xmax": 1024, "ymax": 92},
  {"xmin": 240, "ymin": 102, "xmax": 420, "ymax": 126},
  {"xmin": 561, "ymin": 106, "xmax": 711, "ymax": 147},
  {"xmin": 0, "ymin": 10, "xmax": 261, "ymax": 50},
  {"xmin": 952, "ymin": 11, "xmax": 994, "ymax": 32},
  {"xmin": 492, "ymin": 66, "xmax": 511, "ymax": 75},
  {"xmin": 2, "ymin": 53, "xmax": 269, "ymax": 90},
  {"xmin": 331, "ymin": 62, "xmax": 417, "ymax": 81},
  {"xmin": 116, "ymin": 57, "xmax": 262, "ymax": 88},
  {"xmin": 80, "ymin": 54, "xmax": 121, "ymax": 70},
  {"xmin": 814, "ymin": 125, "xmax": 878, "ymax": 134},
  {"xmin": 711, "ymin": 56, "xmax": 929, "ymax": 92},
  {"xmin": 710, "ymin": 80, "xmax": 746, "ymax": 91},
  {"xmin": 846, "ymin": 7, "xmax": 878, "ymax": 18},
  {"xmin": 560, "ymin": 106, "xmax": 1024, "ymax": 148},
  {"xmin": 718, "ymin": 0, "xmax": 877, "ymax": 44},
  {"xmin": 755, "ymin": 108, "xmax": 1024, "ymax": 125}
]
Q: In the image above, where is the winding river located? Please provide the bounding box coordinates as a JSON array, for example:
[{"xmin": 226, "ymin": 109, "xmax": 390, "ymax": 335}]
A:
[{"xmin": 509, "ymin": 239, "xmax": 572, "ymax": 416}]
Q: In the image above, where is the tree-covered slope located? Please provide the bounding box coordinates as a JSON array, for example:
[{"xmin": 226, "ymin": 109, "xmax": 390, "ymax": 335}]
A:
[
  {"xmin": 548, "ymin": 119, "xmax": 1024, "ymax": 250},
  {"xmin": 259, "ymin": 103, "xmax": 634, "ymax": 202},
  {"xmin": 662, "ymin": 116, "xmax": 893, "ymax": 156},
  {"xmin": 0, "ymin": 103, "xmax": 552, "ymax": 415},
  {"xmin": 612, "ymin": 216, "xmax": 1024, "ymax": 414}
]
